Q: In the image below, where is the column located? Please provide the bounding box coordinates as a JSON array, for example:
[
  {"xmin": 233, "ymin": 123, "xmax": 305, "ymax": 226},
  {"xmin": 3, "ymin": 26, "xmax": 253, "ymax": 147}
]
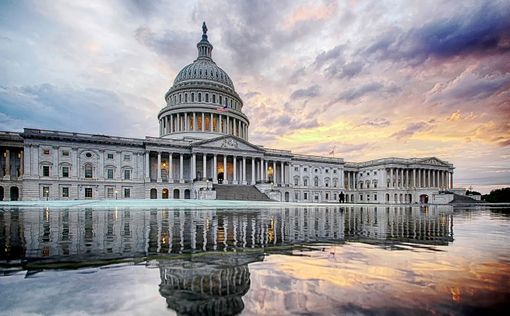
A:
[
  {"xmin": 432, "ymin": 170, "xmax": 436, "ymax": 188},
  {"xmin": 260, "ymin": 159, "xmax": 264, "ymax": 182},
  {"xmin": 281, "ymin": 161, "xmax": 285, "ymax": 186},
  {"xmin": 223, "ymin": 155, "xmax": 228, "ymax": 184},
  {"xmin": 202, "ymin": 154, "xmax": 207, "ymax": 180},
  {"xmin": 233, "ymin": 156, "xmax": 237, "ymax": 184},
  {"xmin": 242, "ymin": 156, "xmax": 247, "ymax": 184},
  {"xmin": 219, "ymin": 114, "xmax": 223, "ymax": 133},
  {"xmin": 157, "ymin": 152, "xmax": 162, "ymax": 182},
  {"xmin": 145, "ymin": 151, "xmax": 150, "ymax": 180},
  {"xmin": 272, "ymin": 161, "xmax": 276, "ymax": 184},
  {"xmin": 20, "ymin": 150, "xmax": 24, "ymax": 176},
  {"xmin": 193, "ymin": 112, "xmax": 196, "ymax": 131},
  {"xmin": 227, "ymin": 116, "xmax": 230, "ymax": 135},
  {"xmin": 213, "ymin": 154, "xmax": 218, "ymax": 183},
  {"xmin": 450, "ymin": 172, "xmax": 453, "ymax": 189},
  {"xmin": 210, "ymin": 113, "xmax": 214, "ymax": 132},
  {"xmin": 264, "ymin": 160, "xmax": 268, "ymax": 182},
  {"xmin": 413, "ymin": 169, "xmax": 416, "ymax": 188},
  {"xmin": 179, "ymin": 154, "xmax": 184, "ymax": 183},
  {"xmin": 202, "ymin": 113, "xmax": 205, "ymax": 132},
  {"xmin": 168, "ymin": 153, "xmax": 173, "ymax": 182},
  {"xmin": 390, "ymin": 168, "xmax": 393, "ymax": 188},
  {"xmin": 191, "ymin": 153, "xmax": 196, "ymax": 181},
  {"xmin": 347, "ymin": 172, "xmax": 351, "ymax": 190},
  {"xmin": 184, "ymin": 113, "xmax": 188, "ymax": 131},
  {"xmin": 251, "ymin": 157, "xmax": 255, "ymax": 185}
]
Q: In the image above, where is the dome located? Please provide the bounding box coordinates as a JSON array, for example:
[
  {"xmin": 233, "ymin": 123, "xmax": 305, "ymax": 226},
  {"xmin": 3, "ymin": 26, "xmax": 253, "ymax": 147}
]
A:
[{"xmin": 173, "ymin": 59, "xmax": 234, "ymax": 89}]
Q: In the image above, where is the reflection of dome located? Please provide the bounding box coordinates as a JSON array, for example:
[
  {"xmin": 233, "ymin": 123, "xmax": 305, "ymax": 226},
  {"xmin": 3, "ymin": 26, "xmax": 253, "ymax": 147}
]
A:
[
  {"xmin": 158, "ymin": 22, "xmax": 249, "ymax": 141},
  {"xmin": 158, "ymin": 253, "xmax": 263, "ymax": 316}
]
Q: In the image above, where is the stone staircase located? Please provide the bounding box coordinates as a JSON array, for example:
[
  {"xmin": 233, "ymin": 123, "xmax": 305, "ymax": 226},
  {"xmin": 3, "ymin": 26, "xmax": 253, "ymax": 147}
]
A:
[{"xmin": 213, "ymin": 184, "xmax": 272, "ymax": 201}]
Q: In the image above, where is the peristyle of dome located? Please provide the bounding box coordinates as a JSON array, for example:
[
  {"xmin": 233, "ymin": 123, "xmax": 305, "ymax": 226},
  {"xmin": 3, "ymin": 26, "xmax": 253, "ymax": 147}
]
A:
[{"xmin": 158, "ymin": 22, "xmax": 249, "ymax": 141}]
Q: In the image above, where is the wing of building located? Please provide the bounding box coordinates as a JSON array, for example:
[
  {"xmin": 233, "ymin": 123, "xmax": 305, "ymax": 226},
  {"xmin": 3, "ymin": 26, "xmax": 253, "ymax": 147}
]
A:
[{"xmin": 0, "ymin": 24, "xmax": 454, "ymax": 203}]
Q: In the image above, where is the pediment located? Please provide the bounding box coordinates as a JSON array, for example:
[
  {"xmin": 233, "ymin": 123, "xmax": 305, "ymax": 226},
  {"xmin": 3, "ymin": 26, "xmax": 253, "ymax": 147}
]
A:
[
  {"xmin": 192, "ymin": 136, "xmax": 262, "ymax": 152},
  {"xmin": 417, "ymin": 157, "xmax": 449, "ymax": 166}
]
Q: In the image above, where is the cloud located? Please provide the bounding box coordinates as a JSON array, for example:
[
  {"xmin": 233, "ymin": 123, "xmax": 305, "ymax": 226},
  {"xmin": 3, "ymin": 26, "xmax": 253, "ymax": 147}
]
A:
[
  {"xmin": 360, "ymin": 118, "xmax": 391, "ymax": 127},
  {"xmin": 363, "ymin": 2, "xmax": 510, "ymax": 65},
  {"xmin": 391, "ymin": 122, "xmax": 432, "ymax": 140},
  {"xmin": 134, "ymin": 26, "xmax": 194, "ymax": 64},
  {"xmin": 290, "ymin": 85, "xmax": 320, "ymax": 100}
]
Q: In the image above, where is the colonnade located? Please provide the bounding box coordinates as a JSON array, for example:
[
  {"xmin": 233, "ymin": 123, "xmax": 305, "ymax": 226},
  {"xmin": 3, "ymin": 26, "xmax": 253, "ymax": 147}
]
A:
[
  {"xmin": 386, "ymin": 168, "xmax": 453, "ymax": 189},
  {"xmin": 146, "ymin": 151, "xmax": 288, "ymax": 185},
  {"xmin": 1, "ymin": 147, "xmax": 23, "ymax": 178},
  {"xmin": 159, "ymin": 112, "xmax": 248, "ymax": 140}
]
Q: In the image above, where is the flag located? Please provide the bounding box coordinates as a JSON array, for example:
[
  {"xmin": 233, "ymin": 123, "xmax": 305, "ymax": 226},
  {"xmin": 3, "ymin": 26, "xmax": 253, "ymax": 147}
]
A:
[{"xmin": 216, "ymin": 104, "xmax": 228, "ymax": 113}]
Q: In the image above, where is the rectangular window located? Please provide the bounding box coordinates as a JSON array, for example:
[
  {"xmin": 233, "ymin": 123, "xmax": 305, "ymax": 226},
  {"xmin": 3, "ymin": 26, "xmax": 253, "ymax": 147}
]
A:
[
  {"xmin": 123, "ymin": 154, "xmax": 131, "ymax": 161},
  {"xmin": 43, "ymin": 149, "xmax": 50, "ymax": 155},
  {"xmin": 85, "ymin": 166, "xmax": 93, "ymax": 179},
  {"xmin": 124, "ymin": 169, "xmax": 131, "ymax": 180},
  {"xmin": 304, "ymin": 179, "xmax": 308, "ymax": 186},
  {"xmin": 85, "ymin": 188, "xmax": 92, "ymax": 198},
  {"xmin": 304, "ymin": 168, "xmax": 307, "ymax": 172},
  {"xmin": 295, "ymin": 192, "xmax": 299, "ymax": 200},
  {"xmin": 107, "ymin": 169, "xmax": 114, "ymax": 179},
  {"xmin": 360, "ymin": 194, "xmax": 363, "ymax": 201},
  {"xmin": 62, "ymin": 150, "xmax": 69, "ymax": 157},
  {"xmin": 62, "ymin": 166, "xmax": 69, "ymax": 178},
  {"xmin": 124, "ymin": 188, "xmax": 130, "ymax": 198},
  {"xmin": 304, "ymin": 192, "xmax": 308, "ymax": 200},
  {"xmin": 294, "ymin": 178, "xmax": 299, "ymax": 186},
  {"xmin": 43, "ymin": 166, "xmax": 50, "ymax": 177},
  {"xmin": 42, "ymin": 186, "xmax": 50, "ymax": 198},
  {"xmin": 107, "ymin": 153, "xmax": 114, "ymax": 159},
  {"xmin": 107, "ymin": 187, "xmax": 114, "ymax": 199},
  {"xmin": 374, "ymin": 194, "xmax": 377, "ymax": 200},
  {"xmin": 62, "ymin": 187, "xmax": 69, "ymax": 198},
  {"xmin": 294, "ymin": 167, "xmax": 299, "ymax": 171}
]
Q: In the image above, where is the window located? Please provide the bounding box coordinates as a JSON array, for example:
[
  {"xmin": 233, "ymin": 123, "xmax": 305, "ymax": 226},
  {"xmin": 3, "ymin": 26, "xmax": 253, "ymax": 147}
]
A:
[
  {"xmin": 304, "ymin": 179, "xmax": 308, "ymax": 186},
  {"xmin": 43, "ymin": 166, "xmax": 50, "ymax": 177},
  {"xmin": 314, "ymin": 176, "xmax": 319, "ymax": 186},
  {"xmin": 304, "ymin": 167, "xmax": 307, "ymax": 172},
  {"xmin": 304, "ymin": 192, "xmax": 308, "ymax": 200},
  {"xmin": 85, "ymin": 188, "xmax": 92, "ymax": 198},
  {"xmin": 62, "ymin": 166, "xmax": 69, "ymax": 178},
  {"xmin": 124, "ymin": 169, "xmax": 131, "ymax": 180},
  {"xmin": 333, "ymin": 169, "xmax": 337, "ymax": 174},
  {"xmin": 85, "ymin": 165, "xmax": 93, "ymax": 178},
  {"xmin": 191, "ymin": 93, "xmax": 195, "ymax": 102},
  {"xmin": 326, "ymin": 169, "xmax": 329, "ymax": 173},
  {"xmin": 107, "ymin": 153, "xmax": 114, "ymax": 159},
  {"xmin": 315, "ymin": 168, "xmax": 318, "ymax": 173},
  {"xmin": 205, "ymin": 93, "xmax": 209, "ymax": 102},
  {"xmin": 85, "ymin": 152, "xmax": 92, "ymax": 158},
  {"xmin": 198, "ymin": 93, "xmax": 201, "ymax": 102},
  {"xmin": 326, "ymin": 193, "xmax": 329, "ymax": 200},
  {"xmin": 62, "ymin": 187, "xmax": 69, "ymax": 198},
  {"xmin": 43, "ymin": 186, "xmax": 50, "ymax": 198},
  {"xmin": 43, "ymin": 149, "xmax": 50, "ymax": 155},
  {"xmin": 107, "ymin": 169, "xmax": 114, "ymax": 179},
  {"xmin": 374, "ymin": 194, "xmax": 377, "ymax": 201},
  {"xmin": 124, "ymin": 188, "xmax": 130, "ymax": 198},
  {"xmin": 359, "ymin": 194, "xmax": 363, "ymax": 201},
  {"xmin": 212, "ymin": 94, "xmax": 216, "ymax": 103},
  {"xmin": 334, "ymin": 193, "xmax": 337, "ymax": 200},
  {"xmin": 295, "ymin": 192, "xmax": 299, "ymax": 200},
  {"xmin": 294, "ymin": 178, "xmax": 299, "ymax": 186},
  {"xmin": 219, "ymin": 95, "xmax": 222, "ymax": 104},
  {"xmin": 62, "ymin": 150, "xmax": 69, "ymax": 157},
  {"xmin": 123, "ymin": 154, "xmax": 131, "ymax": 161},
  {"xmin": 107, "ymin": 187, "xmax": 114, "ymax": 199},
  {"xmin": 294, "ymin": 167, "xmax": 299, "ymax": 171}
]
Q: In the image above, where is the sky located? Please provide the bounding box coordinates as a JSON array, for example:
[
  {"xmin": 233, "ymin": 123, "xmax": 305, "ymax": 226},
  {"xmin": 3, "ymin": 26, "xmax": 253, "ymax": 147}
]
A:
[{"xmin": 0, "ymin": 0, "xmax": 509, "ymax": 193}]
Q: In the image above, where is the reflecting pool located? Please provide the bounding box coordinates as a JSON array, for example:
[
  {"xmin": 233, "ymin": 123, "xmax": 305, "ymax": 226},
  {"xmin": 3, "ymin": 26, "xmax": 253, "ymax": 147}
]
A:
[{"xmin": 0, "ymin": 206, "xmax": 509, "ymax": 315}]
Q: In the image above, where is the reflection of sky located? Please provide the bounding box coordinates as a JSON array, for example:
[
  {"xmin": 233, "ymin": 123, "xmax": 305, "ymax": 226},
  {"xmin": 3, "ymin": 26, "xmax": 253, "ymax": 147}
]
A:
[{"xmin": 0, "ymin": 1, "xmax": 509, "ymax": 193}]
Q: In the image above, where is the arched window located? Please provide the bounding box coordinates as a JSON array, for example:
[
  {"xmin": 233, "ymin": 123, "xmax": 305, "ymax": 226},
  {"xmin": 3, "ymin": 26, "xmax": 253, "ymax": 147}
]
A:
[
  {"xmin": 205, "ymin": 93, "xmax": 209, "ymax": 102},
  {"xmin": 179, "ymin": 94, "xmax": 182, "ymax": 103},
  {"xmin": 191, "ymin": 93, "xmax": 195, "ymax": 102},
  {"xmin": 314, "ymin": 176, "xmax": 319, "ymax": 186},
  {"xmin": 212, "ymin": 94, "xmax": 216, "ymax": 103},
  {"xmin": 198, "ymin": 93, "xmax": 202, "ymax": 102},
  {"xmin": 185, "ymin": 93, "xmax": 188, "ymax": 102},
  {"xmin": 219, "ymin": 95, "xmax": 222, "ymax": 104}
]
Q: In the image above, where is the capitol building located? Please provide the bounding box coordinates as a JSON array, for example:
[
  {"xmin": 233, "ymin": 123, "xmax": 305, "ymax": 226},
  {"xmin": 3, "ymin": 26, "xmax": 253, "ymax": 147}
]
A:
[{"xmin": 0, "ymin": 24, "xmax": 454, "ymax": 203}]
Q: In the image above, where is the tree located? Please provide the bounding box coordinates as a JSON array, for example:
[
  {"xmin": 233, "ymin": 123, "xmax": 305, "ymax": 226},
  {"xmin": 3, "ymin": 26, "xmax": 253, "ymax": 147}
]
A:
[{"xmin": 482, "ymin": 188, "xmax": 510, "ymax": 203}]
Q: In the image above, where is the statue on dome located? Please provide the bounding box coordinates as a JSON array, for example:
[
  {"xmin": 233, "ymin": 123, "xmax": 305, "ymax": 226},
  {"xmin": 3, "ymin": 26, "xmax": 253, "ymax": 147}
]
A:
[{"xmin": 202, "ymin": 22, "xmax": 208, "ymax": 35}]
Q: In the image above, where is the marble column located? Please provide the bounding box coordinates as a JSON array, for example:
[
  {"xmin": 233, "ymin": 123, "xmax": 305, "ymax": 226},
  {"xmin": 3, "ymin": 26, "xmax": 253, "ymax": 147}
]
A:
[
  {"xmin": 210, "ymin": 113, "xmax": 214, "ymax": 132},
  {"xmin": 223, "ymin": 155, "xmax": 228, "ymax": 184},
  {"xmin": 347, "ymin": 172, "xmax": 351, "ymax": 190},
  {"xmin": 281, "ymin": 161, "xmax": 285, "ymax": 186},
  {"xmin": 20, "ymin": 150, "xmax": 24, "ymax": 176},
  {"xmin": 191, "ymin": 153, "xmax": 196, "ymax": 181},
  {"xmin": 179, "ymin": 154, "xmax": 184, "ymax": 183},
  {"xmin": 242, "ymin": 156, "xmax": 247, "ymax": 184},
  {"xmin": 145, "ymin": 152, "xmax": 150, "ymax": 180},
  {"xmin": 168, "ymin": 153, "xmax": 173, "ymax": 182},
  {"xmin": 157, "ymin": 152, "xmax": 162, "ymax": 182},
  {"xmin": 413, "ymin": 169, "xmax": 416, "ymax": 188},
  {"xmin": 233, "ymin": 156, "xmax": 237, "ymax": 184},
  {"xmin": 264, "ymin": 160, "xmax": 268, "ymax": 182},
  {"xmin": 184, "ymin": 113, "xmax": 188, "ymax": 131},
  {"xmin": 213, "ymin": 154, "xmax": 218, "ymax": 184},
  {"xmin": 251, "ymin": 157, "xmax": 255, "ymax": 185},
  {"xmin": 201, "ymin": 113, "xmax": 205, "ymax": 132},
  {"xmin": 390, "ymin": 168, "xmax": 394, "ymax": 188},
  {"xmin": 193, "ymin": 112, "xmax": 196, "ymax": 131},
  {"xmin": 203, "ymin": 154, "xmax": 207, "ymax": 180}
]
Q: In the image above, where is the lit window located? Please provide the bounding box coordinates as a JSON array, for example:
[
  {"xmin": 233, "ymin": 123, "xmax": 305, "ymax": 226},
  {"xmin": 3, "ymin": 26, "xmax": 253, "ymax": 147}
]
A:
[
  {"xmin": 42, "ymin": 186, "xmax": 50, "ymax": 198},
  {"xmin": 43, "ymin": 149, "xmax": 50, "ymax": 155}
]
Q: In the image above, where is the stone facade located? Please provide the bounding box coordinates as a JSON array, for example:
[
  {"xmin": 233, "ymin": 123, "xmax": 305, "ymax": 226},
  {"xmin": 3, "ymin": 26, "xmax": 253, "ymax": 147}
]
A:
[{"xmin": 0, "ymin": 24, "xmax": 454, "ymax": 203}]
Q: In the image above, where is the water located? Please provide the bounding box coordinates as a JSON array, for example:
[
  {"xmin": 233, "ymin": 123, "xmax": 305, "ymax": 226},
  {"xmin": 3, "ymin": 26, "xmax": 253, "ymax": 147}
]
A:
[{"xmin": 0, "ymin": 206, "xmax": 509, "ymax": 315}]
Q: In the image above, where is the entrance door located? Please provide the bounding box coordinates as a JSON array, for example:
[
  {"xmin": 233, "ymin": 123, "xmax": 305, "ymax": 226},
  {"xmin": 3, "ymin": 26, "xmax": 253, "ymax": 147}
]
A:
[
  {"xmin": 420, "ymin": 194, "xmax": 429, "ymax": 204},
  {"xmin": 162, "ymin": 188, "xmax": 169, "ymax": 199},
  {"xmin": 0, "ymin": 187, "xmax": 4, "ymax": 201},
  {"xmin": 285, "ymin": 192, "xmax": 290, "ymax": 202},
  {"xmin": 184, "ymin": 189, "xmax": 191, "ymax": 199},
  {"xmin": 150, "ymin": 188, "xmax": 157, "ymax": 199},
  {"xmin": 173, "ymin": 189, "xmax": 180, "ymax": 199},
  {"xmin": 218, "ymin": 172, "xmax": 224, "ymax": 184}
]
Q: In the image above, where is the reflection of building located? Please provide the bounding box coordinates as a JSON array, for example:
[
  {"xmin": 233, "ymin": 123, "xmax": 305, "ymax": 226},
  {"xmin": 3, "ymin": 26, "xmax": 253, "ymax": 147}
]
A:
[
  {"xmin": 1, "ymin": 206, "xmax": 453, "ymax": 262},
  {"xmin": 0, "ymin": 23, "xmax": 455, "ymax": 203}
]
